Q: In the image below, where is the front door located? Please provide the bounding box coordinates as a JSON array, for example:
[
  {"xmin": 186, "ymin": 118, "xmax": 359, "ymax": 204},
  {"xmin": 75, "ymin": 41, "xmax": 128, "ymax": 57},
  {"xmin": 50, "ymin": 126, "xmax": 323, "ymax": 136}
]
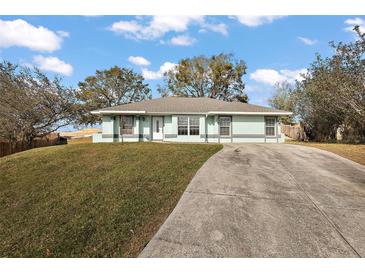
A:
[{"xmin": 152, "ymin": 117, "xmax": 163, "ymax": 140}]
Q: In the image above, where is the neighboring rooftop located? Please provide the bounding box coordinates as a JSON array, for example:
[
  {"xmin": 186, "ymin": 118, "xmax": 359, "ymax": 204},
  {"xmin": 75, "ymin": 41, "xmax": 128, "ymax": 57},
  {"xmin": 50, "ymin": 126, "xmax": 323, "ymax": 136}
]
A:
[{"xmin": 91, "ymin": 96, "xmax": 292, "ymax": 115}]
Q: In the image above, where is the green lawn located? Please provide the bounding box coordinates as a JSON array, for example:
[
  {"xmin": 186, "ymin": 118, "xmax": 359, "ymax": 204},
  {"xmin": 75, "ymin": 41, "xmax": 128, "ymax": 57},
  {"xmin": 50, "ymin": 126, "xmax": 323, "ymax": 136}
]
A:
[{"xmin": 0, "ymin": 142, "xmax": 222, "ymax": 257}]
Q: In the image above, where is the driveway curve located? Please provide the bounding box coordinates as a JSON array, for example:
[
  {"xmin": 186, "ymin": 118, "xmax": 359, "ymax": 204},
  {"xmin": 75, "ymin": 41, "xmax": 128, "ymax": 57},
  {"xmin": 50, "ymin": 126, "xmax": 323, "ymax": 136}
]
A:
[{"xmin": 140, "ymin": 144, "xmax": 365, "ymax": 257}]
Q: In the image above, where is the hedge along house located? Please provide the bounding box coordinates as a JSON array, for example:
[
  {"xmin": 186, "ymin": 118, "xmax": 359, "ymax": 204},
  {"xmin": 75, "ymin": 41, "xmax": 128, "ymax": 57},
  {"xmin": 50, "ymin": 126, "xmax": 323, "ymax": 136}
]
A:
[{"xmin": 91, "ymin": 97, "xmax": 292, "ymax": 143}]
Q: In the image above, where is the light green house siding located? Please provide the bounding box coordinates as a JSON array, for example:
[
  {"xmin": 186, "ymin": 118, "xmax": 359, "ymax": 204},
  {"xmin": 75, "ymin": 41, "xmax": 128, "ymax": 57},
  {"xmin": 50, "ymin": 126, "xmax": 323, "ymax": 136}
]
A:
[
  {"xmin": 96, "ymin": 116, "xmax": 115, "ymax": 142},
  {"xmin": 232, "ymin": 115, "xmax": 265, "ymax": 143},
  {"xmin": 93, "ymin": 114, "xmax": 283, "ymax": 143},
  {"xmin": 164, "ymin": 115, "xmax": 174, "ymax": 137},
  {"xmin": 139, "ymin": 116, "xmax": 151, "ymax": 141},
  {"xmin": 232, "ymin": 115, "xmax": 264, "ymax": 134},
  {"xmin": 204, "ymin": 115, "xmax": 218, "ymax": 142},
  {"xmin": 102, "ymin": 116, "xmax": 114, "ymax": 135}
]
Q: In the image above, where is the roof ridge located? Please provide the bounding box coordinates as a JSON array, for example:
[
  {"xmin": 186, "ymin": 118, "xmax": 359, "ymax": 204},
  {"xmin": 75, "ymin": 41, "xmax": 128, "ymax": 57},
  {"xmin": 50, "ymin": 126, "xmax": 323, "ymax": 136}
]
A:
[{"xmin": 91, "ymin": 95, "xmax": 292, "ymax": 114}]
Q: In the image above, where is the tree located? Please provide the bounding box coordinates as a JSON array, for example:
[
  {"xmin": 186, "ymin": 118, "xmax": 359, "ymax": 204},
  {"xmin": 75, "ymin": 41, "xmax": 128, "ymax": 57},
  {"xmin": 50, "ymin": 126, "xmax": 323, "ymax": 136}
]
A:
[
  {"xmin": 77, "ymin": 66, "xmax": 151, "ymax": 124},
  {"xmin": 293, "ymin": 25, "xmax": 365, "ymax": 142},
  {"xmin": 0, "ymin": 62, "xmax": 20, "ymax": 149},
  {"xmin": 0, "ymin": 61, "xmax": 79, "ymax": 148},
  {"xmin": 268, "ymin": 81, "xmax": 295, "ymax": 124},
  {"xmin": 158, "ymin": 53, "xmax": 248, "ymax": 102}
]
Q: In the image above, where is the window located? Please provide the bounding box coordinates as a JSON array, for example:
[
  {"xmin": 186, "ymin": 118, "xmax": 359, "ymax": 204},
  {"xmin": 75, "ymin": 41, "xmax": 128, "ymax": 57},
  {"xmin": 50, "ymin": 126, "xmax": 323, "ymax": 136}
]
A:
[
  {"xmin": 178, "ymin": 116, "xmax": 188, "ymax": 135},
  {"xmin": 156, "ymin": 120, "xmax": 159, "ymax": 133},
  {"xmin": 189, "ymin": 117, "xmax": 200, "ymax": 135},
  {"xmin": 121, "ymin": 115, "xmax": 133, "ymax": 135},
  {"xmin": 265, "ymin": 117, "xmax": 276, "ymax": 136},
  {"xmin": 178, "ymin": 116, "xmax": 200, "ymax": 136},
  {"xmin": 219, "ymin": 116, "xmax": 231, "ymax": 136}
]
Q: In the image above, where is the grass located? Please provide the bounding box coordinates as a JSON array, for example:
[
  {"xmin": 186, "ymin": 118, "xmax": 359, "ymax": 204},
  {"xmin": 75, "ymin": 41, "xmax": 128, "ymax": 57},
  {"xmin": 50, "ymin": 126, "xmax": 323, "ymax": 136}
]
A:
[
  {"xmin": 0, "ymin": 142, "xmax": 222, "ymax": 257},
  {"xmin": 287, "ymin": 140, "xmax": 365, "ymax": 166}
]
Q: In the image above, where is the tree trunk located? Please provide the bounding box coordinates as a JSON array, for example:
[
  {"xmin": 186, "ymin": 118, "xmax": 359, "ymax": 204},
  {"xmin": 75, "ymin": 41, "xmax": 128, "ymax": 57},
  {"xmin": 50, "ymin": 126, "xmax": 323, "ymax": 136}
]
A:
[
  {"xmin": 25, "ymin": 135, "xmax": 34, "ymax": 150},
  {"xmin": 10, "ymin": 140, "xmax": 16, "ymax": 154}
]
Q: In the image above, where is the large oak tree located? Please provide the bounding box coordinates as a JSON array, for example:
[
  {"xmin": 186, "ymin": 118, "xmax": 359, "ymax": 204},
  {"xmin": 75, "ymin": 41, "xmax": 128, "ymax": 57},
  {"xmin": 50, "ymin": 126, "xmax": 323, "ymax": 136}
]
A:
[
  {"xmin": 77, "ymin": 66, "xmax": 151, "ymax": 124},
  {"xmin": 158, "ymin": 53, "xmax": 248, "ymax": 102}
]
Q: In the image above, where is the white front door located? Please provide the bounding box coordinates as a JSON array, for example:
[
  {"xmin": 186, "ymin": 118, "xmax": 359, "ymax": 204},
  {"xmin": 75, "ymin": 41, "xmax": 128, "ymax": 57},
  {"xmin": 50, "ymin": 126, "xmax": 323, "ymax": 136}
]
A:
[{"xmin": 152, "ymin": 117, "xmax": 163, "ymax": 140}]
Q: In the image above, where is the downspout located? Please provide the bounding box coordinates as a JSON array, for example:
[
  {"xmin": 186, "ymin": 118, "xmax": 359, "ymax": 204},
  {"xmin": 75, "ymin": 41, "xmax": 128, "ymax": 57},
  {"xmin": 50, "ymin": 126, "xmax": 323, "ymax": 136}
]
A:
[
  {"xmin": 136, "ymin": 115, "xmax": 140, "ymax": 142},
  {"xmin": 217, "ymin": 115, "xmax": 220, "ymax": 144},
  {"xmin": 120, "ymin": 116, "xmax": 124, "ymax": 144},
  {"xmin": 276, "ymin": 116, "xmax": 279, "ymax": 143},
  {"xmin": 205, "ymin": 114, "xmax": 208, "ymax": 143},
  {"xmin": 150, "ymin": 116, "xmax": 153, "ymax": 141},
  {"xmin": 162, "ymin": 116, "xmax": 165, "ymax": 142},
  {"xmin": 264, "ymin": 116, "xmax": 266, "ymax": 143},
  {"xmin": 231, "ymin": 116, "xmax": 233, "ymax": 143}
]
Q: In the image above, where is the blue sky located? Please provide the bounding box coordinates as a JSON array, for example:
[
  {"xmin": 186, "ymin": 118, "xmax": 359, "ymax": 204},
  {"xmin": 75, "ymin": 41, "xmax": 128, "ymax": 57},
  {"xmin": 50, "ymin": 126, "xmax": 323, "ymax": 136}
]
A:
[{"xmin": 0, "ymin": 15, "xmax": 363, "ymax": 106}]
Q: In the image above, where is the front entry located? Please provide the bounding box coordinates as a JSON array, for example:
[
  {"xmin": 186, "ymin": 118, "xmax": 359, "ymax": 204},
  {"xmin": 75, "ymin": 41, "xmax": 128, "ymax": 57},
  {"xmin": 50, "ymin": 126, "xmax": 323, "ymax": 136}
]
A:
[{"xmin": 152, "ymin": 117, "xmax": 163, "ymax": 140}]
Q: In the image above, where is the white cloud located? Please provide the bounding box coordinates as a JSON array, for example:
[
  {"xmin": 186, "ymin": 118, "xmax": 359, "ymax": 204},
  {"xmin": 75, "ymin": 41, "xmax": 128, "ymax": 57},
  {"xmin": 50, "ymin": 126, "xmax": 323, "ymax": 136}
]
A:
[
  {"xmin": 33, "ymin": 55, "xmax": 73, "ymax": 76},
  {"xmin": 344, "ymin": 17, "xmax": 365, "ymax": 34},
  {"xmin": 142, "ymin": 62, "xmax": 177, "ymax": 80},
  {"xmin": 250, "ymin": 68, "xmax": 306, "ymax": 86},
  {"xmin": 109, "ymin": 20, "xmax": 143, "ymax": 38},
  {"xmin": 148, "ymin": 16, "xmax": 204, "ymax": 37},
  {"xmin": 170, "ymin": 35, "xmax": 196, "ymax": 46},
  {"xmin": 109, "ymin": 16, "xmax": 227, "ymax": 41},
  {"xmin": 201, "ymin": 23, "xmax": 228, "ymax": 36},
  {"xmin": 128, "ymin": 56, "xmax": 151, "ymax": 66},
  {"xmin": 280, "ymin": 69, "xmax": 307, "ymax": 82},
  {"xmin": 232, "ymin": 16, "xmax": 285, "ymax": 27},
  {"xmin": 56, "ymin": 30, "xmax": 70, "ymax": 38},
  {"xmin": 0, "ymin": 19, "xmax": 67, "ymax": 52},
  {"xmin": 110, "ymin": 16, "xmax": 203, "ymax": 40},
  {"xmin": 250, "ymin": 69, "xmax": 286, "ymax": 85},
  {"xmin": 297, "ymin": 36, "xmax": 318, "ymax": 45}
]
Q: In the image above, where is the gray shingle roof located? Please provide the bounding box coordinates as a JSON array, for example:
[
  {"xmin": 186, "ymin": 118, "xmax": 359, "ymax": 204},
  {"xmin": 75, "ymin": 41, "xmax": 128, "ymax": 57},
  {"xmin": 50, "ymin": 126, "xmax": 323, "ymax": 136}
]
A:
[{"xmin": 91, "ymin": 97, "xmax": 292, "ymax": 115}]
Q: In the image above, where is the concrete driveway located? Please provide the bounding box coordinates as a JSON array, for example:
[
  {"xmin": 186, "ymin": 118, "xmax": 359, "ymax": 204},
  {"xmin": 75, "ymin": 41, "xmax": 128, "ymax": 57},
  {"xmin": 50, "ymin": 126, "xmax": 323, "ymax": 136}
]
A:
[{"xmin": 140, "ymin": 144, "xmax": 365, "ymax": 257}]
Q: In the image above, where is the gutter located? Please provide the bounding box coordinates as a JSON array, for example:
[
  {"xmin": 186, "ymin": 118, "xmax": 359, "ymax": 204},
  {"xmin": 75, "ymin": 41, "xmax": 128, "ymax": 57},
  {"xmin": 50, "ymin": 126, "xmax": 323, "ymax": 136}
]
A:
[
  {"xmin": 91, "ymin": 110, "xmax": 146, "ymax": 114},
  {"xmin": 90, "ymin": 110, "xmax": 293, "ymax": 116},
  {"xmin": 207, "ymin": 111, "xmax": 293, "ymax": 115}
]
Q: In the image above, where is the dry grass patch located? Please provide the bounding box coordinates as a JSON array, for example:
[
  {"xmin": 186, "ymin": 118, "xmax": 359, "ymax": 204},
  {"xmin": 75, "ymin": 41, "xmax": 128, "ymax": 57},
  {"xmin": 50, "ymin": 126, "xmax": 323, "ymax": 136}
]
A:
[
  {"xmin": 67, "ymin": 137, "xmax": 92, "ymax": 144},
  {"xmin": 287, "ymin": 141, "xmax": 365, "ymax": 166}
]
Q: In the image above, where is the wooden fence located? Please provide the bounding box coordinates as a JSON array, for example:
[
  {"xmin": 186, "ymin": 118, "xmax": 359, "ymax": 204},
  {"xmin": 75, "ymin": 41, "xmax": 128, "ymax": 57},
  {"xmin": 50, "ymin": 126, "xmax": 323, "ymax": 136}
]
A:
[
  {"xmin": 281, "ymin": 124, "xmax": 307, "ymax": 141},
  {"xmin": 0, "ymin": 134, "xmax": 67, "ymax": 158}
]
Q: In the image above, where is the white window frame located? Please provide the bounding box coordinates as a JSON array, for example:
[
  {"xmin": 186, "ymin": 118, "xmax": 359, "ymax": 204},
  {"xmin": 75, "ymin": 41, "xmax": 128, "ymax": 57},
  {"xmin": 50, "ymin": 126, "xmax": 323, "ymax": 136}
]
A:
[
  {"xmin": 219, "ymin": 116, "xmax": 231, "ymax": 137},
  {"xmin": 177, "ymin": 116, "xmax": 189, "ymax": 136},
  {"xmin": 177, "ymin": 116, "xmax": 200, "ymax": 136},
  {"xmin": 189, "ymin": 116, "xmax": 200, "ymax": 136},
  {"xmin": 265, "ymin": 117, "xmax": 276, "ymax": 137}
]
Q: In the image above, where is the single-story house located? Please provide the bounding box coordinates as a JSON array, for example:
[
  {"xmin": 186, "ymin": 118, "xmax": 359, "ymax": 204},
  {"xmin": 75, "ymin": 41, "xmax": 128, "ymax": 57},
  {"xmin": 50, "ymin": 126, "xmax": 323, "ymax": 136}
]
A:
[{"xmin": 91, "ymin": 96, "xmax": 292, "ymax": 143}]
